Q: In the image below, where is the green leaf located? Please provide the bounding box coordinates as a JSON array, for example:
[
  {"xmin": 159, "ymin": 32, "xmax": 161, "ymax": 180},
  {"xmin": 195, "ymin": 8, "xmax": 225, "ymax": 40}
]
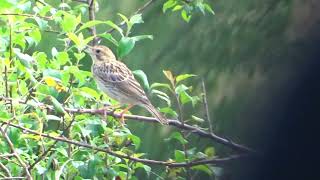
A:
[
  {"xmin": 130, "ymin": 14, "xmax": 144, "ymax": 24},
  {"xmin": 98, "ymin": 33, "xmax": 119, "ymax": 46},
  {"xmin": 181, "ymin": 9, "xmax": 191, "ymax": 22},
  {"xmin": 150, "ymin": 83, "xmax": 171, "ymax": 91},
  {"xmin": 172, "ymin": 5, "xmax": 183, "ymax": 12},
  {"xmin": 117, "ymin": 37, "xmax": 135, "ymax": 58},
  {"xmin": 105, "ymin": 20, "xmax": 123, "ymax": 36},
  {"xmin": 151, "ymin": 89, "xmax": 171, "ymax": 106},
  {"xmin": 174, "ymin": 150, "xmax": 185, "ymax": 162},
  {"xmin": 76, "ymin": 20, "xmax": 104, "ymax": 33},
  {"xmin": 205, "ymin": 147, "xmax": 215, "ymax": 157},
  {"xmin": 50, "ymin": 96, "xmax": 65, "ymax": 114},
  {"xmin": 57, "ymin": 147, "xmax": 68, "ymax": 157},
  {"xmin": 191, "ymin": 115, "xmax": 205, "ymax": 123},
  {"xmin": 160, "ymin": 107, "xmax": 178, "ymax": 118},
  {"xmin": 176, "ymin": 74, "xmax": 196, "ymax": 84},
  {"xmin": 35, "ymin": 17, "xmax": 48, "ymax": 30},
  {"xmin": 131, "ymin": 35, "xmax": 153, "ymax": 42},
  {"xmin": 16, "ymin": 53, "xmax": 33, "ymax": 68},
  {"xmin": 67, "ymin": 32, "xmax": 80, "ymax": 46},
  {"xmin": 29, "ymin": 28, "xmax": 41, "ymax": 44},
  {"xmin": 163, "ymin": 0, "xmax": 176, "ymax": 13},
  {"xmin": 175, "ymin": 84, "xmax": 189, "ymax": 95},
  {"xmin": 191, "ymin": 165, "xmax": 213, "ymax": 176},
  {"xmin": 128, "ymin": 134, "xmax": 141, "ymax": 150},
  {"xmin": 204, "ymin": 3, "xmax": 215, "ymax": 15},
  {"xmin": 56, "ymin": 52, "xmax": 69, "ymax": 65},
  {"xmin": 165, "ymin": 132, "xmax": 188, "ymax": 145},
  {"xmin": 133, "ymin": 70, "xmax": 149, "ymax": 90},
  {"xmin": 60, "ymin": 13, "xmax": 81, "ymax": 32},
  {"xmin": 180, "ymin": 91, "xmax": 192, "ymax": 105}
]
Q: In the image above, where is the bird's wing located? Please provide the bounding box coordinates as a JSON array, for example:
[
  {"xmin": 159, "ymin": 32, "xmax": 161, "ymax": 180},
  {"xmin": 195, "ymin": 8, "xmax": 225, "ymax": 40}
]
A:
[{"xmin": 94, "ymin": 61, "xmax": 150, "ymax": 103}]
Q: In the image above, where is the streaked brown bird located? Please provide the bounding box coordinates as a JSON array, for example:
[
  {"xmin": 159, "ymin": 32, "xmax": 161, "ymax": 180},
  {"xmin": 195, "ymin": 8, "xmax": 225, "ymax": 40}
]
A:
[{"xmin": 85, "ymin": 45, "xmax": 168, "ymax": 125}]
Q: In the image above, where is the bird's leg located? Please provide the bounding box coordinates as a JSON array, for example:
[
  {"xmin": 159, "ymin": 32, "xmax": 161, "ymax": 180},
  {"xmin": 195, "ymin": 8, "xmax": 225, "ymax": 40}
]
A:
[{"xmin": 119, "ymin": 104, "xmax": 134, "ymax": 124}]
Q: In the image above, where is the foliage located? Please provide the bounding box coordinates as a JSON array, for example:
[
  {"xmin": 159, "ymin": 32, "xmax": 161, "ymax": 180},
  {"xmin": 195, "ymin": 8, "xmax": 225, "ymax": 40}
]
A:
[{"xmin": 0, "ymin": 0, "xmax": 224, "ymax": 179}]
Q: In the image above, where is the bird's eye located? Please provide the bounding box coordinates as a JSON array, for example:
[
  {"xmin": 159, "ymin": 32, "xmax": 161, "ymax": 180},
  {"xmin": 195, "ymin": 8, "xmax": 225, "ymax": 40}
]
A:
[{"xmin": 96, "ymin": 49, "xmax": 101, "ymax": 53}]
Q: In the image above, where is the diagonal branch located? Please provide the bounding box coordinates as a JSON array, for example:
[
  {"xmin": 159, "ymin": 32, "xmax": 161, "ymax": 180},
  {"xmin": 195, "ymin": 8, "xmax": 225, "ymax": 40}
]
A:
[
  {"xmin": 0, "ymin": 126, "xmax": 32, "ymax": 179},
  {"xmin": 0, "ymin": 96, "xmax": 255, "ymax": 153},
  {"xmin": 2, "ymin": 121, "xmax": 248, "ymax": 168}
]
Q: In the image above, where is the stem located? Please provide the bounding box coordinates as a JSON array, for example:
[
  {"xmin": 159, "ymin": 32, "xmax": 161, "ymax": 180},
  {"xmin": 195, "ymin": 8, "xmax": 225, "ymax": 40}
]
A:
[{"xmin": 201, "ymin": 78, "xmax": 213, "ymax": 133}]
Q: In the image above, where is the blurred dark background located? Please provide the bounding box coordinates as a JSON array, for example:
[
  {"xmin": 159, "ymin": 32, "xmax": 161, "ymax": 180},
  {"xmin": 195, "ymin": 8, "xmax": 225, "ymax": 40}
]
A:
[{"xmin": 40, "ymin": 0, "xmax": 320, "ymax": 179}]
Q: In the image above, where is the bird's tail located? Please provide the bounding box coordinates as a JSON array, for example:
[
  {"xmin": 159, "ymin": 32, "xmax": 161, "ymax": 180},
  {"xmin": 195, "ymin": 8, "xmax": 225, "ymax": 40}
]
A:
[{"xmin": 143, "ymin": 103, "xmax": 168, "ymax": 125}]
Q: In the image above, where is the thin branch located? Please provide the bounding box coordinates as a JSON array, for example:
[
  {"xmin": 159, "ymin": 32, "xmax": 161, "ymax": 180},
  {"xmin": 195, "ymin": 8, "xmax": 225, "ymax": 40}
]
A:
[
  {"xmin": 87, "ymin": 0, "xmax": 97, "ymax": 45},
  {"xmin": 201, "ymin": 78, "xmax": 213, "ymax": 133},
  {"xmin": 0, "ymin": 161, "xmax": 11, "ymax": 178},
  {"xmin": 0, "ymin": 96, "xmax": 255, "ymax": 153},
  {"xmin": 0, "ymin": 126, "xmax": 32, "ymax": 179},
  {"xmin": 0, "ymin": 177, "xmax": 26, "ymax": 180},
  {"xmin": 0, "ymin": 13, "xmax": 53, "ymax": 20},
  {"xmin": 2, "ymin": 121, "xmax": 247, "ymax": 168}
]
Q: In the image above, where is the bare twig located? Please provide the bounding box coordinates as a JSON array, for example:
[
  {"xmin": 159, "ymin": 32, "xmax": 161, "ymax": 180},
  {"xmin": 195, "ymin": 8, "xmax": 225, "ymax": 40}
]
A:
[
  {"xmin": 201, "ymin": 78, "xmax": 213, "ymax": 133},
  {"xmin": 0, "ymin": 13, "xmax": 53, "ymax": 20},
  {"xmin": 87, "ymin": 0, "xmax": 97, "ymax": 45},
  {"xmin": 0, "ymin": 96, "xmax": 255, "ymax": 153},
  {"xmin": 0, "ymin": 161, "xmax": 11, "ymax": 178},
  {"xmin": 2, "ymin": 121, "xmax": 247, "ymax": 168},
  {"xmin": 0, "ymin": 126, "xmax": 32, "ymax": 179}
]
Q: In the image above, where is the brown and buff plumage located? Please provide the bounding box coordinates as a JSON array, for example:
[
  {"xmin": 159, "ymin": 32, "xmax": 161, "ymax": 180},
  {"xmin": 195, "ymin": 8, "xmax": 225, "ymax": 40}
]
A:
[{"xmin": 85, "ymin": 45, "xmax": 168, "ymax": 125}]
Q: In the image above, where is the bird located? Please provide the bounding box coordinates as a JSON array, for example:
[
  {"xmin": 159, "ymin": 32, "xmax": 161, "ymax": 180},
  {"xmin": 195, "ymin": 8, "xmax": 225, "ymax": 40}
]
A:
[{"xmin": 85, "ymin": 45, "xmax": 168, "ymax": 125}]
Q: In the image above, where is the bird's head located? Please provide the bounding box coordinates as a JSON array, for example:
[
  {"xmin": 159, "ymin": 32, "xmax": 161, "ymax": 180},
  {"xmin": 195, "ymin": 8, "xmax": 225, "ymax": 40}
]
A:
[{"xmin": 85, "ymin": 45, "xmax": 116, "ymax": 62}]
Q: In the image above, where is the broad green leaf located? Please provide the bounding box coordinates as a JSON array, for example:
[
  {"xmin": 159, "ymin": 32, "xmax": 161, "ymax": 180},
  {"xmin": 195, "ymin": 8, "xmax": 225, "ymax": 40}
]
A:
[
  {"xmin": 29, "ymin": 28, "xmax": 41, "ymax": 44},
  {"xmin": 67, "ymin": 32, "xmax": 80, "ymax": 46},
  {"xmin": 181, "ymin": 9, "xmax": 191, "ymax": 22},
  {"xmin": 60, "ymin": 13, "xmax": 81, "ymax": 32},
  {"xmin": 35, "ymin": 17, "xmax": 48, "ymax": 30},
  {"xmin": 133, "ymin": 70, "xmax": 149, "ymax": 89},
  {"xmin": 15, "ymin": 51, "xmax": 34, "ymax": 68},
  {"xmin": 130, "ymin": 14, "xmax": 143, "ymax": 24},
  {"xmin": 174, "ymin": 150, "xmax": 185, "ymax": 162},
  {"xmin": 165, "ymin": 132, "xmax": 188, "ymax": 145},
  {"xmin": 98, "ymin": 33, "xmax": 119, "ymax": 46},
  {"xmin": 160, "ymin": 107, "xmax": 178, "ymax": 118},
  {"xmin": 150, "ymin": 83, "xmax": 171, "ymax": 91},
  {"xmin": 172, "ymin": 5, "xmax": 183, "ymax": 12},
  {"xmin": 176, "ymin": 74, "xmax": 196, "ymax": 83},
  {"xmin": 175, "ymin": 84, "xmax": 189, "ymax": 95},
  {"xmin": 191, "ymin": 165, "xmax": 213, "ymax": 176},
  {"xmin": 56, "ymin": 51, "xmax": 69, "ymax": 65},
  {"xmin": 205, "ymin": 147, "xmax": 215, "ymax": 157},
  {"xmin": 128, "ymin": 134, "xmax": 141, "ymax": 150},
  {"xmin": 117, "ymin": 37, "xmax": 135, "ymax": 58},
  {"xmin": 163, "ymin": 0, "xmax": 176, "ymax": 13}
]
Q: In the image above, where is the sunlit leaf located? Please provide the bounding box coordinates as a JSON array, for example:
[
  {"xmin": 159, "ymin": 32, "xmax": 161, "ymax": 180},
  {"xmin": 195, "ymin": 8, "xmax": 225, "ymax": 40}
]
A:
[
  {"xmin": 176, "ymin": 74, "xmax": 196, "ymax": 84},
  {"xmin": 163, "ymin": 0, "xmax": 176, "ymax": 13}
]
